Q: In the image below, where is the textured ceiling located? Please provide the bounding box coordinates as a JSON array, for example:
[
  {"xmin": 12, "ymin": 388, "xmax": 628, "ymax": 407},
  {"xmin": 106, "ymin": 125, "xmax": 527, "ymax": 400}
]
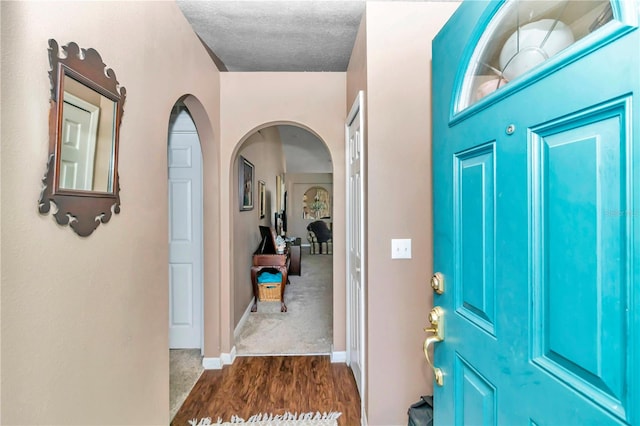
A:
[
  {"xmin": 177, "ymin": 1, "xmax": 345, "ymax": 171},
  {"xmin": 176, "ymin": 1, "xmax": 366, "ymax": 72},
  {"xmin": 176, "ymin": 1, "xmax": 456, "ymax": 174}
]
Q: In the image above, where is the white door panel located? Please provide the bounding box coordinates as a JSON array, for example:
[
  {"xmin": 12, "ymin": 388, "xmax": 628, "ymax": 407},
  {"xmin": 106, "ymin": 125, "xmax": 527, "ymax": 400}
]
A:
[
  {"xmin": 170, "ymin": 263, "xmax": 194, "ymax": 326},
  {"xmin": 169, "ymin": 179, "xmax": 193, "ymax": 244}
]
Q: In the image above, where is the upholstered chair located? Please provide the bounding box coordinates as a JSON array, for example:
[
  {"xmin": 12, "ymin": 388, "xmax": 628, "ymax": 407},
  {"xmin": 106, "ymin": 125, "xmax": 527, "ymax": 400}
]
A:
[{"xmin": 306, "ymin": 221, "xmax": 332, "ymax": 255}]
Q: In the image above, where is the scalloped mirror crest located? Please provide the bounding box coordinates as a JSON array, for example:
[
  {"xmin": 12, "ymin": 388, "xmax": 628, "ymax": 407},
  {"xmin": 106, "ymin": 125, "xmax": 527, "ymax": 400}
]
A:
[{"xmin": 38, "ymin": 39, "xmax": 126, "ymax": 237}]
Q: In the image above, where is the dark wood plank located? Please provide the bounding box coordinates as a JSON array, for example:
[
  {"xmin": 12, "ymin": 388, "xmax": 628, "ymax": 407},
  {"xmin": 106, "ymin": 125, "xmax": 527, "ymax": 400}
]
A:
[{"xmin": 171, "ymin": 356, "xmax": 360, "ymax": 426}]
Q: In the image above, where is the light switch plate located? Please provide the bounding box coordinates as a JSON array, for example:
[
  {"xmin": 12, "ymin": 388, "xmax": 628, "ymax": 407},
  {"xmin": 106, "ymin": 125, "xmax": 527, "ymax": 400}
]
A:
[{"xmin": 391, "ymin": 239, "xmax": 412, "ymax": 259}]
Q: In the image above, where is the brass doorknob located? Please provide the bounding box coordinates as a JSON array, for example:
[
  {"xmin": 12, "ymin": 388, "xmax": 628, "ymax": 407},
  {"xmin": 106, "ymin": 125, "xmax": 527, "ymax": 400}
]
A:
[
  {"xmin": 431, "ymin": 272, "xmax": 445, "ymax": 294},
  {"xmin": 424, "ymin": 336, "xmax": 444, "ymax": 386},
  {"xmin": 423, "ymin": 306, "xmax": 444, "ymax": 386}
]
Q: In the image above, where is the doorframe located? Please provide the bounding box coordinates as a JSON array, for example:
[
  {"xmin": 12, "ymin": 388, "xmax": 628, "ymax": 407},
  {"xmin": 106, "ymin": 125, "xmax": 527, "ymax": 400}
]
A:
[
  {"xmin": 62, "ymin": 92, "xmax": 100, "ymax": 191},
  {"xmin": 345, "ymin": 90, "xmax": 366, "ymax": 425},
  {"xmin": 168, "ymin": 106, "xmax": 205, "ymax": 354}
]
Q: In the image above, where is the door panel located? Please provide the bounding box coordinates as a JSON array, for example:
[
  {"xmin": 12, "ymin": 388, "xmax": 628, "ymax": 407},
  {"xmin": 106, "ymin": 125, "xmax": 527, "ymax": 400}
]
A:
[
  {"xmin": 169, "ymin": 179, "xmax": 193, "ymax": 242},
  {"xmin": 454, "ymin": 143, "xmax": 496, "ymax": 335},
  {"xmin": 454, "ymin": 355, "xmax": 496, "ymax": 426},
  {"xmin": 530, "ymin": 98, "xmax": 632, "ymax": 420},
  {"xmin": 170, "ymin": 263, "xmax": 194, "ymax": 326},
  {"xmin": 433, "ymin": 2, "xmax": 639, "ymax": 425}
]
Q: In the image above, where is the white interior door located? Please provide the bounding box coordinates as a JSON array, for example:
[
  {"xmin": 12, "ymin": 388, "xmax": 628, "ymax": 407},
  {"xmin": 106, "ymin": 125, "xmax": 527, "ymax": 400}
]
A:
[
  {"xmin": 346, "ymin": 91, "xmax": 365, "ymax": 404},
  {"xmin": 168, "ymin": 109, "xmax": 203, "ymax": 350},
  {"xmin": 60, "ymin": 94, "xmax": 100, "ymax": 191}
]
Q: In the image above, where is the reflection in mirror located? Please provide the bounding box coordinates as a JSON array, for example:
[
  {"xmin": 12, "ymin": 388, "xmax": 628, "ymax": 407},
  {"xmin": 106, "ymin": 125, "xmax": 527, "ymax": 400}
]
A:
[
  {"xmin": 303, "ymin": 186, "xmax": 331, "ymax": 220},
  {"xmin": 39, "ymin": 40, "xmax": 126, "ymax": 237},
  {"xmin": 59, "ymin": 75, "xmax": 116, "ymax": 192}
]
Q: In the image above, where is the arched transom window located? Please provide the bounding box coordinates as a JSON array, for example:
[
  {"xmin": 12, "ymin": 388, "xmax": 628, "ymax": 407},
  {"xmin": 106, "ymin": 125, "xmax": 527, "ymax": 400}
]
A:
[{"xmin": 458, "ymin": 0, "xmax": 615, "ymax": 112}]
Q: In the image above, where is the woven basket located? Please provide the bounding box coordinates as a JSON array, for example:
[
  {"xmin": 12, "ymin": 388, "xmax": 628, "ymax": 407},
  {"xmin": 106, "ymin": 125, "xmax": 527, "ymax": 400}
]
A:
[{"xmin": 258, "ymin": 283, "xmax": 281, "ymax": 301}]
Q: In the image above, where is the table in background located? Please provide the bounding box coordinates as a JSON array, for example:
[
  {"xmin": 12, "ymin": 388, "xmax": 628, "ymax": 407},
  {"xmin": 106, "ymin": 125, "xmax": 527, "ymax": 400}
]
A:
[{"xmin": 287, "ymin": 239, "xmax": 301, "ymax": 276}]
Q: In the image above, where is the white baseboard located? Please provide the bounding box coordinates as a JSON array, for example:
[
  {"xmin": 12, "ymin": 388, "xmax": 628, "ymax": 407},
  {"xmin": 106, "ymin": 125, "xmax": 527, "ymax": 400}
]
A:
[
  {"xmin": 202, "ymin": 357, "xmax": 222, "ymax": 369},
  {"xmin": 330, "ymin": 350, "xmax": 346, "ymax": 363},
  {"xmin": 221, "ymin": 346, "xmax": 237, "ymax": 365},
  {"xmin": 202, "ymin": 346, "xmax": 237, "ymax": 370},
  {"xmin": 234, "ymin": 297, "xmax": 255, "ymax": 339}
]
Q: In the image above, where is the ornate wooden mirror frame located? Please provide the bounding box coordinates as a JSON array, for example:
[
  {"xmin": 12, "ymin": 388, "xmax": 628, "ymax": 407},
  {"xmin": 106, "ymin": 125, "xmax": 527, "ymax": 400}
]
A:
[{"xmin": 38, "ymin": 39, "xmax": 126, "ymax": 236}]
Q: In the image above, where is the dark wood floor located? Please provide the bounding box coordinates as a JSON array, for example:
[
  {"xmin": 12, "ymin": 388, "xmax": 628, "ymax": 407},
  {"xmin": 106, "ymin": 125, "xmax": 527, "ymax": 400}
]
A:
[{"xmin": 171, "ymin": 355, "xmax": 361, "ymax": 426}]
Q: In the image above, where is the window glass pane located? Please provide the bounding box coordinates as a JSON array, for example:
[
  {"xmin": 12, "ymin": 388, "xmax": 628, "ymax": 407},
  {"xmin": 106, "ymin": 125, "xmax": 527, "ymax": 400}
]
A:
[{"xmin": 459, "ymin": 0, "xmax": 614, "ymax": 111}]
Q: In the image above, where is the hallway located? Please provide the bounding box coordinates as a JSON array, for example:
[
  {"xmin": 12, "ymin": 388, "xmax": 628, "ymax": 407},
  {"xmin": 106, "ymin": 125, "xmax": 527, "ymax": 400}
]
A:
[{"xmin": 171, "ymin": 249, "xmax": 335, "ymax": 420}]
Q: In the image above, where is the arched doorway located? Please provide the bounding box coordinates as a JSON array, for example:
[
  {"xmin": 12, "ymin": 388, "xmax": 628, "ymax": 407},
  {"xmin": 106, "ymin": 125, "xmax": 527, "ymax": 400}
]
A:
[
  {"xmin": 230, "ymin": 123, "xmax": 335, "ymax": 356},
  {"xmin": 167, "ymin": 103, "xmax": 204, "ymax": 420},
  {"xmin": 167, "ymin": 94, "xmax": 220, "ymax": 417}
]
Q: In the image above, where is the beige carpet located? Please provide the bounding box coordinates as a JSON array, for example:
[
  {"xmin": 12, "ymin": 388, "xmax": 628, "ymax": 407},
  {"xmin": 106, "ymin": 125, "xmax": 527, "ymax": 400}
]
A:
[
  {"xmin": 235, "ymin": 250, "xmax": 333, "ymax": 355},
  {"xmin": 170, "ymin": 348, "xmax": 204, "ymax": 421}
]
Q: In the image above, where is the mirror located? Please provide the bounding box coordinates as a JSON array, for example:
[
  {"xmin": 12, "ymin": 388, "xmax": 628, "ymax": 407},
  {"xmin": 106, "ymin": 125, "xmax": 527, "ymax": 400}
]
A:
[
  {"xmin": 39, "ymin": 40, "xmax": 126, "ymax": 236},
  {"xmin": 303, "ymin": 186, "xmax": 331, "ymax": 220}
]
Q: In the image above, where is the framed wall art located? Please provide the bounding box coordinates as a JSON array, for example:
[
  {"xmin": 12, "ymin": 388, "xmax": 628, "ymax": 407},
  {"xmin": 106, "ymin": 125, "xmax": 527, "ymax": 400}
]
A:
[
  {"xmin": 276, "ymin": 174, "xmax": 282, "ymax": 212},
  {"xmin": 239, "ymin": 156, "xmax": 254, "ymax": 211},
  {"xmin": 258, "ymin": 180, "xmax": 266, "ymax": 218}
]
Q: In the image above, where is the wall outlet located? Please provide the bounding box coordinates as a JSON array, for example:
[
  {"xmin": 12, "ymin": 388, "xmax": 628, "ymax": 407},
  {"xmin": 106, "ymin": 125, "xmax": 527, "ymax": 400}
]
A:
[{"xmin": 391, "ymin": 239, "xmax": 411, "ymax": 259}]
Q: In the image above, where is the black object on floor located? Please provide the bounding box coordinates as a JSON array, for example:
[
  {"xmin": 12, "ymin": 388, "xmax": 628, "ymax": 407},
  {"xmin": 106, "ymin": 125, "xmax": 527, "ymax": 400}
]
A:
[{"xmin": 408, "ymin": 395, "xmax": 434, "ymax": 426}]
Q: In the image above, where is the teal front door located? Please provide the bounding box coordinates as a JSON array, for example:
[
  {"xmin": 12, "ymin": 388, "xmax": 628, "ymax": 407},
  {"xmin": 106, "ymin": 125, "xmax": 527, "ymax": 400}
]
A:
[{"xmin": 432, "ymin": 1, "xmax": 639, "ymax": 424}]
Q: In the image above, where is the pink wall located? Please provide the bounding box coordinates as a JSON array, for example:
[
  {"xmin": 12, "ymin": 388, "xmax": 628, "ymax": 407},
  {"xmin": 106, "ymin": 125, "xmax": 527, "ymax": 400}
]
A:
[
  {"xmin": 347, "ymin": 8, "xmax": 368, "ymax": 113},
  {"xmin": 219, "ymin": 73, "xmax": 346, "ymax": 353},
  {"xmin": 0, "ymin": 1, "xmax": 221, "ymax": 424},
  {"xmin": 347, "ymin": 3, "xmax": 460, "ymax": 424}
]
